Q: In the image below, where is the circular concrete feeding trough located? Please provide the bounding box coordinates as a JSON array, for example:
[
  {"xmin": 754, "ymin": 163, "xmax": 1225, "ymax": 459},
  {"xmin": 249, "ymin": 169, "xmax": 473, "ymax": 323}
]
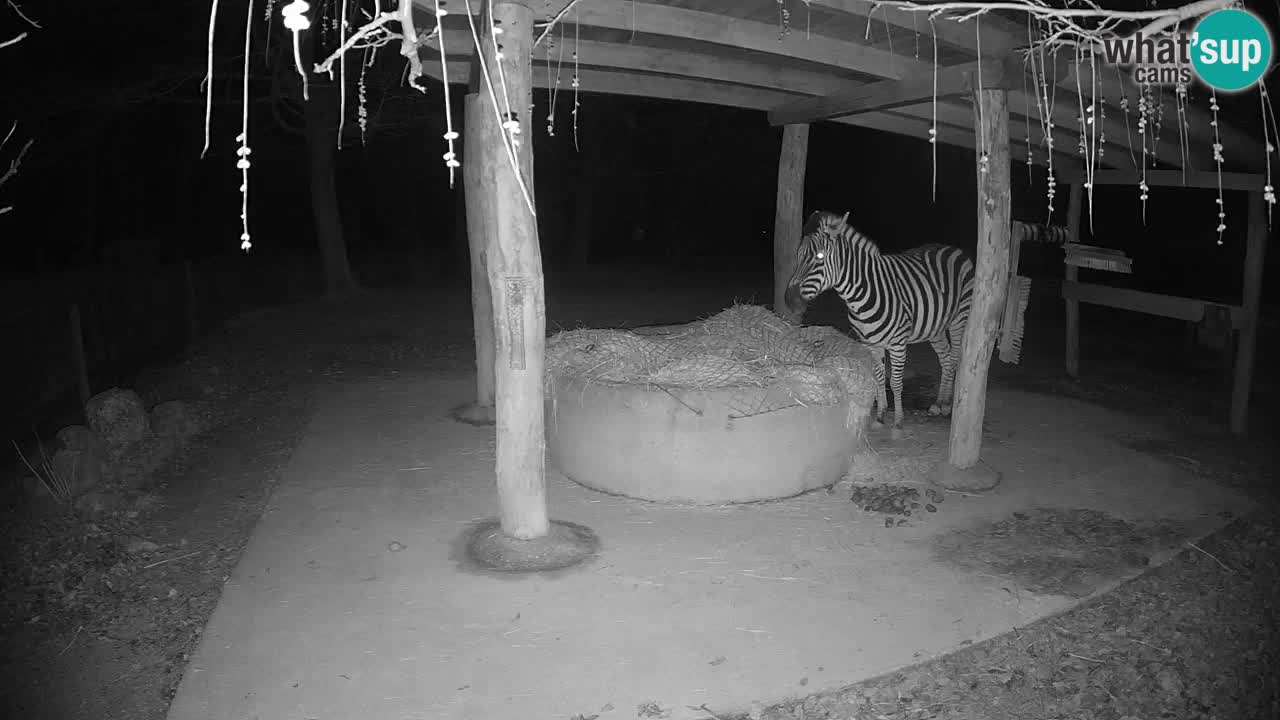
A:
[{"xmin": 545, "ymin": 305, "xmax": 880, "ymax": 505}]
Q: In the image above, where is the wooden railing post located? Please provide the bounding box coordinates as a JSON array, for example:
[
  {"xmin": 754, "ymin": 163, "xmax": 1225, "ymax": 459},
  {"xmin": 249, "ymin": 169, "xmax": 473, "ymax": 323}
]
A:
[
  {"xmin": 1230, "ymin": 191, "xmax": 1267, "ymax": 435},
  {"xmin": 1064, "ymin": 182, "xmax": 1084, "ymax": 377}
]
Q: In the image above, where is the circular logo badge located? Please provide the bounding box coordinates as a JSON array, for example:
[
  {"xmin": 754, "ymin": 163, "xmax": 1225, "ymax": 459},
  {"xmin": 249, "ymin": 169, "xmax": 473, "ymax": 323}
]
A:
[{"xmin": 1191, "ymin": 8, "xmax": 1273, "ymax": 92}]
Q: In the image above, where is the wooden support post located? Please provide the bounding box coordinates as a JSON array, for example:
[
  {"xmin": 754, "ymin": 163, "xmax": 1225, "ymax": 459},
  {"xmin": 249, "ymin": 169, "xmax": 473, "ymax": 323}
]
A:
[
  {"xmin": 1064, "ymin": 182, "xmax": 1084, "ymax": 377},
  {"xmin": 482, "ymin": 0, "xmax": 549, "ymax": 540},
  {"xmin": 773, "ymin": 123, "xmax": 809, "ymax": 320},
  {"xmin": 934, "ymin": 88, "xmax": 1010, "ymax": 490},
  {"xmin": 69, "ymin": 304, "xmax": 91, "ymax": 411},
  {"xmin": 1230, "ymin": 192, "xmax": 1267, "ymax": 435},
  {"xmin": 463, "ymin": 91, "xmax": 497, "ymax": 411}
]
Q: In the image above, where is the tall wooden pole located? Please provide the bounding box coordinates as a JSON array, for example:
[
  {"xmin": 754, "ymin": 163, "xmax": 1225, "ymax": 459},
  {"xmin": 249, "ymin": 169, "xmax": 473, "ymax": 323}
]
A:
[
  {"xmin": 946, "ymin": 88, "xmax": 1011, "ymax": 474},
  {"xmin": 481, "ymin": 0, "xmax": 549, "ymax": 539},
  {"xmin": 773, "ymin": 124, "xmax": 810, "ymax": 320},
  {"xmin": 463, "ymin": 90, "xmax": 497, "ymax": 411},
  {"xmin": 1064, "ymin": 182, "xmax": 1084, "ymax": 377},
  {"xmin": 1230, "ymin": 191, "xmax": 1267, "ymax": 435}
]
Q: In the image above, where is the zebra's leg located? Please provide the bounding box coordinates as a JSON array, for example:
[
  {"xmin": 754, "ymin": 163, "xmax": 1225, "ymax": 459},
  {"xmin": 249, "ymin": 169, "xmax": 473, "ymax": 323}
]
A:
[
  {"xmin": 936, "ymin": 320, "xmax": 967, "ymax": 414},
  {"xmin": 870, "ymin": 348, "xmax": 888, "ymax": 428},
  {"xmin": 887, "ymin": 345, "xmax": 908, "ymax": 440},
  {"xmin": 927, "ymin": 335, "xmax": 954, "ymax": 417}
]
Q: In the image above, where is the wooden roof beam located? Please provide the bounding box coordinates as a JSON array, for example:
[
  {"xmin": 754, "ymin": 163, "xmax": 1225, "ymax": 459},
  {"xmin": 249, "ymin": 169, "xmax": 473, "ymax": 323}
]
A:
[
  {"xmin": 422, "ymin": 57, "xmax": 1043, "ymax": 164},
  {"xmin": 859, "ymin": 93, "xmax": 1132, "ymax": 170},
  {"xmin": 769, "ymin": 57, "xmax": 1020, "ymax": 126},
  {"xmin": 1040, "ymin": 50, "xmax": 1261, "ymax": 171},
  {"xmin": 805, "ymin": 0, "xmax": 1022, "ymax": 55},
  {"xmin": 547, "ymin": 0, "xmax": 912, "ymax": 80},
  {"xmin": 1053, "ymin": 166, "xmax": 1267, "ymax": 192},
  {"xmin": 426, "ymin": 29, "xmax": 853, "ymax": 97}
]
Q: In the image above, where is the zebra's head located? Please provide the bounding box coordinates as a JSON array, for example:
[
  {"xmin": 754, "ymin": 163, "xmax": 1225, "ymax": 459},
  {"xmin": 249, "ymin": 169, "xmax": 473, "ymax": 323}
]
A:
[{"xmin": 784, "ymin": 210, "xmax": 852, "ymax": 315}]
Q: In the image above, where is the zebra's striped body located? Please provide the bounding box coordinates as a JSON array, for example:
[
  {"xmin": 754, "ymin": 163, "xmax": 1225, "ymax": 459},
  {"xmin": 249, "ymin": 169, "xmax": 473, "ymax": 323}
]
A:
[
  {"xmin": 783, "ymin": 211, "xmax": 975, "ymax": 437},
  {"xmin": 1012, "ymin": 220, "xmax": 1071, "ymax": 247}
]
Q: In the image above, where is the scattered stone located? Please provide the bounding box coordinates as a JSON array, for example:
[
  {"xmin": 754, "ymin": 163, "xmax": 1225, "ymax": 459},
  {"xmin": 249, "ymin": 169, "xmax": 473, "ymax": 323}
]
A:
[
  {"xmin": 125, "ymin": 538, "xmax": 161, "ymax": 554},
  {"xmin": 85, "ymin": 388, "xmax": 151, "ymax": 460},
  {"xmin": 50, "ymin": 447, "xmax": 104, "ymax": 497},
  {"xmin": 56, "ymin": 425, "xmax": 107, "ymax": 459},
  {"xmin": 1155, "ymin": 666, "xmax": 1184, "ymax": 697},
  {"xmin": 151, "ymin": 400, "xmax": 199, "ymax": 438},
  {"xmin": 74, "ymin": 490, "xmax": 127, "ymax": 518}
]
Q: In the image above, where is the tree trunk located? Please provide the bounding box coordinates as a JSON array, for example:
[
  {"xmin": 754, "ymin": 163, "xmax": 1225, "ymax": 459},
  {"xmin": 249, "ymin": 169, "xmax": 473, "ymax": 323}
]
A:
[
  {"xmin": 482, "ymin": 0, "xmax": 549, "ymax": 539},
  {"xmin": 947, "ymin": 88, "xmax": 1011, "ymax": 470},
  {"xmin": 304, "ymin": 81, "xmax": 360, "ymax": 298},
  {"xmin": 773, "ymin": 124, "xmax": 810, "ymax": 320}
]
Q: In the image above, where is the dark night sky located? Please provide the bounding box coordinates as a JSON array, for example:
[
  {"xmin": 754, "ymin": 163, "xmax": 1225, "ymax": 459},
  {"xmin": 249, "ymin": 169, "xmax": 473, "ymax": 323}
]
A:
[{"xmin": 3, "ymin": 0, "xmax": 1277, "ymax": 307}]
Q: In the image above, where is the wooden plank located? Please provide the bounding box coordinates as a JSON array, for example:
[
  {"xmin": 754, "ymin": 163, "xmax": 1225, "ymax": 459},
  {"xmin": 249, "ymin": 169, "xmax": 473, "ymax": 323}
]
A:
[
  {"xmin": 1054, "ymin": 167, "xmax": 1267, "ymax": 192},
  {"xmin": 436, "ymin": 26, "xmax": 1122, "ymax": 172},
  {"xmin": 888, "ymin": 99, "xmax": 1133, "ymax": 170},
  {"xmin": 1064, "ymin": 182, "xmax": 1083, "ymax": 377},
  {"xmin": 482, "ymin": 0, "xmax": 549, "ymax": 539},
  {"xmin": 1061, "ymin": 281, "xmax": 1210, "ymax": 323},
  {"xmin": 463, "ymin": 91, "xmax": 497, "ymax": 412},
  {"xmin": 773, "ymin": 124, "xmax": 809, "ymax": 320},
  {"xmin": 768, "ymin": 58, "xmax": 1018, "ymax": 126},
  {"xmin": 424, "ymin": 59, "xmax": 1032, "ymax": 161},
  {"xmin": 805, "ymin": 0, "xmax": 1022, "ymax": 56},
  {"xmin": 430, "ymin": 30, "xmax": 854, "ymax": 98},
  {"xmin": 569, "ymin": 0, "xmax": 912, "ymax": 80},
  {"xmin": 1231, "ymin": 192, "xmax": 1268, "ymax": 435},
  {"xmin": 948, "ymin": 87, "xmax": 1011, "ymax": 471},
  {"xmin": 1035, "ymin": 49, "xmax": 1250, "ymax": 171}
]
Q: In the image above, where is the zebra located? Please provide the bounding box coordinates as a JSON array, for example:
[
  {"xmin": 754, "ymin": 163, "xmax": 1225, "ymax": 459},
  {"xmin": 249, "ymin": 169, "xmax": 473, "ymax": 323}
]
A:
[
  {"xmin": 783, "ymin": 210, "xmax": 975, "ymax": 439},
  {"xmin": 1012, "ymin": 220, "xmax": 1071, "ymax": 247}
]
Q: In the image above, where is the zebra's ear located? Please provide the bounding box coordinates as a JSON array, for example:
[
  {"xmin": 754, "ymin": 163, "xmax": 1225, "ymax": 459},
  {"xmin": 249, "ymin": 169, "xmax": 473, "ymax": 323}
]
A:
[{"xmin": 840, "ymin": 211, "xmax": 850, "ymax": 225}]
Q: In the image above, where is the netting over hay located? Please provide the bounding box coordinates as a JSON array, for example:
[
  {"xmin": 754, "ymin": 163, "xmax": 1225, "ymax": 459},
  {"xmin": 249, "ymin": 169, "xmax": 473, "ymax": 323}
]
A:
[{"xmin": 546, "ymin": 304, "xmax": 881, "ymax": 422}]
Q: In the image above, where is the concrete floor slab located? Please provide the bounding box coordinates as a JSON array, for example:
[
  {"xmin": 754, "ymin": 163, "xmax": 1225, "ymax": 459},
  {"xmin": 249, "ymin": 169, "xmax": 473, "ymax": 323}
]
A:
[{"xmin": 166, "ymin": 375, "xmax": 1253, "ymax": 720}]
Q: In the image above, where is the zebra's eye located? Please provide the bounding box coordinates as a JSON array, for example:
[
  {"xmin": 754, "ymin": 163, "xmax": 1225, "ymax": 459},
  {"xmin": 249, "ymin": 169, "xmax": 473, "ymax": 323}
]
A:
[{"xmin": 815, "ymin": 252, "xmax": 825, "ymax": 260}]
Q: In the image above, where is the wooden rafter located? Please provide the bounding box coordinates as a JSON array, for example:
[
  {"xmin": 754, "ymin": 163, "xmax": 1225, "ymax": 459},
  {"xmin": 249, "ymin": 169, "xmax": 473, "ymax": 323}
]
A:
[
  {"xmin": 422, "ymin": 0, "xmax": 1262, "ymax": 173},
  {"xmin": 1053, "ymin": 167, "xmax": 1266, "ymax": 191},
  {"xmin": 768, "ymin": 57, "xmax": 1021, "ymax": 125}
]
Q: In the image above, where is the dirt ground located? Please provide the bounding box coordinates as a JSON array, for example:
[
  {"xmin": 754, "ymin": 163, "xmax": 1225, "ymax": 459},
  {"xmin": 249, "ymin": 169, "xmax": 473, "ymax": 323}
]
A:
[{"xmin": 2, "ymin": 271, "xmax": 1278, "ymax": 720}]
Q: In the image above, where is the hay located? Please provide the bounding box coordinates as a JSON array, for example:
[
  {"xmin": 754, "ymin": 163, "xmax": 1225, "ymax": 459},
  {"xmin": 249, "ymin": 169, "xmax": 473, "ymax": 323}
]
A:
[{"xmin": 545, "ymin": 304, "xmax": 880, "ymax": 420}]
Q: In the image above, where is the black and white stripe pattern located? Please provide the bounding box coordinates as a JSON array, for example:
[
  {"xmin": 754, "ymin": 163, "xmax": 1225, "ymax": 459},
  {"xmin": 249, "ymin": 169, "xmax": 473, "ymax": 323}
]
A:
[
  {"xmin": 783, "ymin": 210, "xmax": 975, "ymax": 437},
  {"xmin": 1012, "ymin": 220, "xmax": 1071, "ymax": 246}
]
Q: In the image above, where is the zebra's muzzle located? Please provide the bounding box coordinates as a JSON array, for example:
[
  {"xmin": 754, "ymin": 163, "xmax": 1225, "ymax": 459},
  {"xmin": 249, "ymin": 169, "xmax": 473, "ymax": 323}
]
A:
[{"xmin": 783, "ymin": 284, "xmax": 808, "ymax": 315}]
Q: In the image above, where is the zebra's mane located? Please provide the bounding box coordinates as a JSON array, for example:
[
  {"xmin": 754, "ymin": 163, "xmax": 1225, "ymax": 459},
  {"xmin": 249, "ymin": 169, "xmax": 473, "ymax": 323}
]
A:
[{"xmin": 804, "ymin": 210, "xmax": 882, "ymax": 257}]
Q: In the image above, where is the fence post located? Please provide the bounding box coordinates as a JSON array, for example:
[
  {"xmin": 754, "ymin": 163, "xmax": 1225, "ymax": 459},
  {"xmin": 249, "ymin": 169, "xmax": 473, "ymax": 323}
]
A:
[{"xmin": 69, "ymin": 303, "xmax": 91, "ymax": 412}]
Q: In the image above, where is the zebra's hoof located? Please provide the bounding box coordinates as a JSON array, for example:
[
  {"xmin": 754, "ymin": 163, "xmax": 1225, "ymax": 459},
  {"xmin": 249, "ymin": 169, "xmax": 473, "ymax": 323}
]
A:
[
  {"xmin": 927, "ymin": 404, "xmax": 953, "ymax": 417},
  {"xmin": 870, "ymin": 418, "xmax": 885, "ymax": 429}
]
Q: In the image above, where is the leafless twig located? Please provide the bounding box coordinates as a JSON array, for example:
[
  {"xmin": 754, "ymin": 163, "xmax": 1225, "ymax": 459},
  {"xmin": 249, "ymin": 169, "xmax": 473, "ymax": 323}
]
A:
[
  {"xmin": 1186, "ymin": 541, "xmax": 1235, "ymax": 573},
  {"xmin": 7, "ymin": 0, "xmax": 39, "ymax": 28}
]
